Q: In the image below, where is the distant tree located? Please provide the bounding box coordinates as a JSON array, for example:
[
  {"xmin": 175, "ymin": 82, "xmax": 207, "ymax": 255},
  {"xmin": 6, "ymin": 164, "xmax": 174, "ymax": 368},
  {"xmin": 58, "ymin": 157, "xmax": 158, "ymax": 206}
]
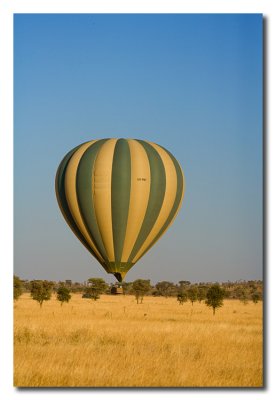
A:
[
  {"xmin": 205, "ymin": 285, "xmax": 225, "ymax": 315},
  {"xmin": 177, "ymin": 291, "xmax": 188, "ymax": 305},
  {"xmin": 187, "ymin": 287, "xmax": 198, "ymax": 306},
  {"xmin": 251, "ymin": 292, "xmax": 260, "ymax": 304},
  {"xmin": 222, "ymin": 287, "xmax": 231, "ymax": 299},
  {"xmin": 132, "ymin": 279, "xmax": 151, "ymax": 304},
  {"xmin": 155, "ymin": 281, "xmax": 175, "ymax": 297},
  {"xmin": 21, "ymin": 280, "xmax": 31, "ymax": 292},
  {"xmin": 248, "ymin": 281, "xmax": 257, "ymax": 291},
  {"xmin": 14, "ymin": 275, "xmax": 23, "ymax": 301},
  {"xmin": 30, "ymin": 280, "xmax": 54, "ymax": 308},
  {"xmin": 57, "ymin": 285, "xmax": 71, "ymax": 306},
  {"xmin": 83, "ymin": 278, "xmax": 107, "ymax": 301},
  {"xmin": 71, "ymin": 282, "xmax": 86, "ymax": 293},
  {"xmin": 82, "ymin": 291, "xmax": 100, "ymax": 300},
  {"xmin": 179, "ymin": 280, "xmax": 191, "ymax": 287},
  {"xmin": 197, "ymin": 287, "xmax": 207, "ymax": 303},
  {"xmin": 238, "ymin": 289, "xmax": 249, "ymax": 305},
  {"xmin": 122, "ymin": 281, "xmax": 133, "ymax": 295},
  {"xmin": 233, "ymin": 287, "xmax": 248, "ymax": 304}
]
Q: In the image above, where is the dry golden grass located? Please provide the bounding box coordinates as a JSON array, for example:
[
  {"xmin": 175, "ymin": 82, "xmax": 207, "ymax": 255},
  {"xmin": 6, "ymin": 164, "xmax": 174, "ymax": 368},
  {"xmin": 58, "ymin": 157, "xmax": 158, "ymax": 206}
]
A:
[{"xmin": 14, "ymin": 293, "xmax": 263, "ymax": 387}]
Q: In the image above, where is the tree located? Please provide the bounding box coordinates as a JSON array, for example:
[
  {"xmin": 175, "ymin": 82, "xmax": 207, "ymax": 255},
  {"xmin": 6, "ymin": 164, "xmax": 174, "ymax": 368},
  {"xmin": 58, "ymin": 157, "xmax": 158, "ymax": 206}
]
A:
[
  {"xmin": 30, "ymin": 280, "xmax": 54, "ymax": 308},
  {"xmin": 197, "ymin": 287, "xmax": 207, "ymax": 303},
  {"xmin": 252, "ymin": 292, "xmax": 260, "ymax": 304},
  {"xmin": 83, "ymin": 278, "xmax": 107, "ymax": 301},
  {"xmin": 205, "ymin": 285, "xmax": 225, "ymax": 315},
  {"xmin": 177, "ymin": 291, "xmax": 188, "ymax": 305},
  {"xmin": 155, "ymin": 281, "xmax": 175, "ymax": 297},
  {"xmin": 132, "ymin": 279, "xmax": 151, "ymax": 304},
  {"xmin": 179, "ymin": 280, "xmax": 191, "ymax": 287},
  {"xmin": 82, "ymin": 291, "xmax": 100, "ymax": 300},
  {"xmin": 14, "ymin": 275, "xmax": 23, "ymax": 301},
  {"xmin": 187, "ymin": 287, "xmax": 198, "ymax": 306},
  {"xmin": 237, "ymin": 289, "xmax": 249, "ymax": 305},
  {"xmin": 122, "ymin": 281, "xmax": 133, "ymax": 295},
  {"xmin": 57, "ymin": 285, "xmax": 71, "ymax": 306}
]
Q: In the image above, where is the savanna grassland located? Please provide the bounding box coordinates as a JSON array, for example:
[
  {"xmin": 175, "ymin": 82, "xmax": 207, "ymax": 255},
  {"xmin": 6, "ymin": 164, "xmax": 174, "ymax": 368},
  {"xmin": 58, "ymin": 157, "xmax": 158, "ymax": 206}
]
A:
[{"xmin": 14, "ymin": 293, "xmax": 263, "ymax": 387}]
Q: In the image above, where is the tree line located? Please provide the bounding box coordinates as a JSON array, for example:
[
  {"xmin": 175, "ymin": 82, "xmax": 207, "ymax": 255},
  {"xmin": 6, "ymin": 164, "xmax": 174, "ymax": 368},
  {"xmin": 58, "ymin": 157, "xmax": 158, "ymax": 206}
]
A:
[{"xmin": 14, "ymin": 275, "xmax": 263, "ymax": 315}]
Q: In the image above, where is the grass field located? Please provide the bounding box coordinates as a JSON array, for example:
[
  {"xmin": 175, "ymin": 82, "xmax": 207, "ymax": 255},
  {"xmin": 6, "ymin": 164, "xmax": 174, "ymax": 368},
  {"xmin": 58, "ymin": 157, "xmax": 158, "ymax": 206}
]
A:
[{"xmin": 14, "ymin": 293, "xmax": 263, "ymax": 387}]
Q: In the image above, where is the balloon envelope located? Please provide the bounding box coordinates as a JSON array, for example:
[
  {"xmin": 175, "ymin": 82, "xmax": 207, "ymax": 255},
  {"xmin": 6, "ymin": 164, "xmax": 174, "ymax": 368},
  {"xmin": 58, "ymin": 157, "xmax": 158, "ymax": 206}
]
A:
[{"xmin": 55, "ymin": 138, "xmax": 185, "ymax": 281}]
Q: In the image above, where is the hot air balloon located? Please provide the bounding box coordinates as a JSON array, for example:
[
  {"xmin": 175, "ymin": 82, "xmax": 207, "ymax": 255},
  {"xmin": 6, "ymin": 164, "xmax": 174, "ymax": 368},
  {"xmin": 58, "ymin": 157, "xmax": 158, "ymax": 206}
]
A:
[{"xmin": 55, "ymin": 138, "xmax": 185, "ymax": 282}]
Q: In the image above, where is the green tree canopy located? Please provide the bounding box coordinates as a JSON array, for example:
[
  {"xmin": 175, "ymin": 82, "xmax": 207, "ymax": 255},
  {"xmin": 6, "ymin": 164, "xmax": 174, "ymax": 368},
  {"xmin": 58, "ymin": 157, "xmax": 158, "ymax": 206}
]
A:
[
  {"xmin": 30, "ymin": 280, "xmax": 54, "ymax": 308},
  {"xmin": 57, "ymin": 285, "xmax": 71, "ymax": 306},
  {"xmin": 205, "ymin": 284, "xmax": 225, "ymax": 315},
  {"xmin": 83, "ymin": 278, "xmax": 108, "ymax": 301},
  {"xmin": 155, "ymin": 281, "xmax": 175, "ymax": 297},
  {"xmin": 239, "ymin": 289, "xmax": 249, "ymax": 305},
  {"xmin": 187, "ymin": 286, "xmax": 198, "ymax": 305},
  {"xmin": 179, "ymin": 280, "xmax": 191, "ymax": 287},
  {"xmin": 132, "ymin": 279, "xmax": 151, "ymax": 304},
  {"xmin": 122, "ymin": 281, "xmax": 133, "ymax": 295},
  {"xmin": 251, "ymin": 292, "xmax": 260, "ymax": 304},
  {"xmin": 197, "ymin": 286, "xmax": 207, "ymax": 303},
  {"xmin": 177, "ymin": 291, "xmax": 188, "ymax": 305}
]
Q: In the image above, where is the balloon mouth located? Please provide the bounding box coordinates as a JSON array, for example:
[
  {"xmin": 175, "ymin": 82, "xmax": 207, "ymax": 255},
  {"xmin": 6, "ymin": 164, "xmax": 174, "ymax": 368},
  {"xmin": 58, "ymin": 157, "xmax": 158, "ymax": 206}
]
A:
[
  {"xmin": 113, "ymin": 273, "xmax": 124, "ymax": 282},
  {"xmin": 103, "ymin": 261, "xmax": 134, "ymax": 282}
]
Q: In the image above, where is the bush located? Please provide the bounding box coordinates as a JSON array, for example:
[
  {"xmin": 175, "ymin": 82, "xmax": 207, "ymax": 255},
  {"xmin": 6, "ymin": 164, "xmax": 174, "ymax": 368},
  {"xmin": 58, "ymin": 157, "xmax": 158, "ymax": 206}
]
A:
[
  {"xmin": 177, "ymin": 291, "xmax": 188, "ymax": 305},
  {"xmin": 252, "ymin": 292, "xmax": 260, "ymax": 304},
  {"xmin": 14, "ymin": 275, "xmax": 23, "ymax": 301},
  {"xmin": 57, "ymin": 286, "xmax": 71, "ymax": 305}
]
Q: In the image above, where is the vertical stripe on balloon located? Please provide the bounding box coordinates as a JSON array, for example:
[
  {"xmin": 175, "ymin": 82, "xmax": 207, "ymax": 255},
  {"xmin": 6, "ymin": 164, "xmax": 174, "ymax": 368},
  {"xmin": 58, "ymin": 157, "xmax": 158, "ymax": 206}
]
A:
[
  {"xmin": 127, "ymin": 140, "xmax": 166, "ymax": 263},
  {"xmin": 111, "ymin": 139, "xmax": 131, "ymax": 263},
  {"xmin": 55, "ymin": 143, "xmax": 102, "ymax": 263},
  {"xmin": 76, "ymin": 139, "xmax": 109, "ymax": 263},
  {"xmin": 132, "ymin": 141, "xmax": 178, "ymax": 263},
  {"xmin": 64, "ymin": 140, "xmax": 105, "ymax": 264},
  {"xmin": 135, "ymin": 146, "xmax": 185, "ymax": 264},
  {"xmin": 93, "ymin": 138, "xmax": 117, "ymax": 261},
  {"xmin": 121, "ymin": 139, "xmax": 151, "ymax": 262}
]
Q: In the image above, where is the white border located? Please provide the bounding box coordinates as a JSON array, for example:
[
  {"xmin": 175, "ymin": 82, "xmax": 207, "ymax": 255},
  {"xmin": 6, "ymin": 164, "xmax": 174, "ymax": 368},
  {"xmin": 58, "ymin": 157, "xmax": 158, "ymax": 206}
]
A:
[{"xmin": 1, "ymin": 1, "xmax": 275, "ymax": 399}]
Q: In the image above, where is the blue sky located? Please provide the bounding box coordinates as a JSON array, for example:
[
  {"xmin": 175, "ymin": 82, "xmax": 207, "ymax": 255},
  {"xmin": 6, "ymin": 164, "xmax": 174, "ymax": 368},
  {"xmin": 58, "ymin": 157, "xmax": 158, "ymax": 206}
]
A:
[{"xmin": 14, "ymin": 14, "xmax": 262, "ymax": 284}]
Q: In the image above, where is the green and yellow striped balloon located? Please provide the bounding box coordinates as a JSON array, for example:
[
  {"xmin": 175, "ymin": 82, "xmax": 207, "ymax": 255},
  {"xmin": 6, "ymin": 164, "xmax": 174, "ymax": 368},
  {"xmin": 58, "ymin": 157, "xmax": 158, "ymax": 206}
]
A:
[{"xmin": 55, "ymin": 138, "xmax": 185, "ymax": 282}]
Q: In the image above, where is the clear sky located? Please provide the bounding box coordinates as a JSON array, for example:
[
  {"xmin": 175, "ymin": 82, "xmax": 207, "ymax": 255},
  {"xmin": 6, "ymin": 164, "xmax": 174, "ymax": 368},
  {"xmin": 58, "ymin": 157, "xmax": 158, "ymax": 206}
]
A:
[{"xmin": 14, "ymin": 14, "xmax": 263, "ymax": 284}]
